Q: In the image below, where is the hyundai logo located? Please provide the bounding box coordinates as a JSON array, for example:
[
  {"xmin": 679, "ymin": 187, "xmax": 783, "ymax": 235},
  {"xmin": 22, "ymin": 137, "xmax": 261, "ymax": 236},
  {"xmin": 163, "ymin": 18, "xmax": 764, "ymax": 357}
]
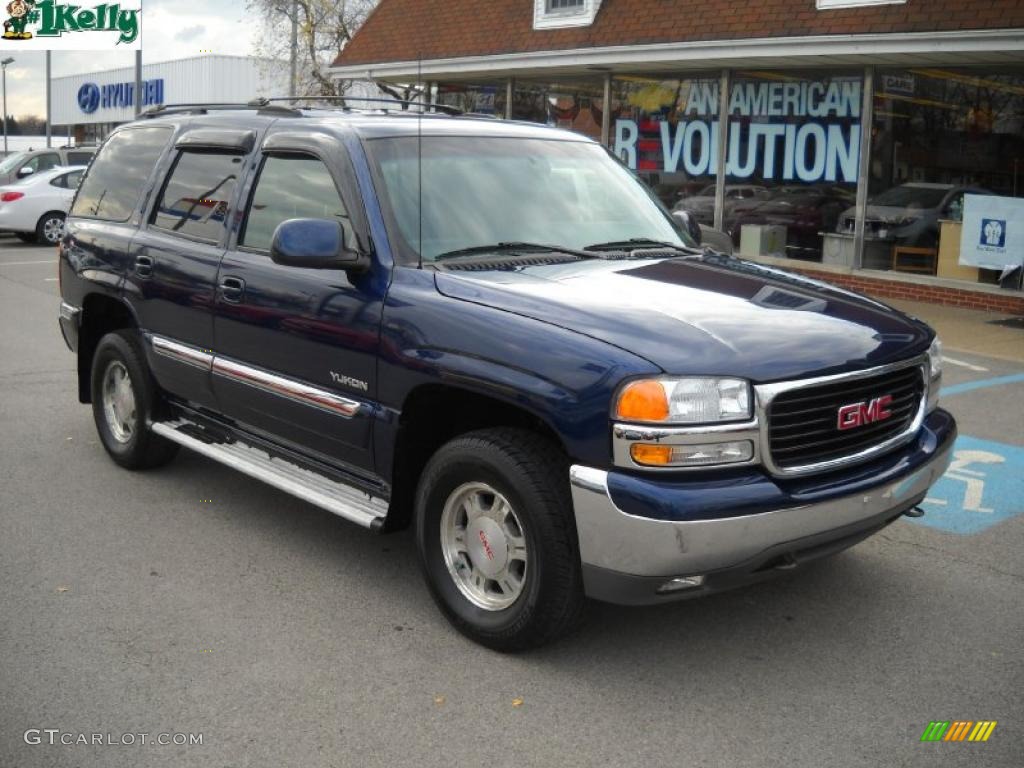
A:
[{"xmin": 77, "ymin": 83, "xmax": 100, "ymax": 114}]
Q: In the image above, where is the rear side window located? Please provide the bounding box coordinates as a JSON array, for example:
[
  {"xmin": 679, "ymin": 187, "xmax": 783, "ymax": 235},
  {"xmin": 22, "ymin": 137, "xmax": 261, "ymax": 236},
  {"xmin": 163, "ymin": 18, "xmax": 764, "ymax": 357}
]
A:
[
  {"xmin": 51, "ymin": 170, "xmax": 84, "ymax": 189},
  {"xmin": 72, "ymin": 127, "xmax": 171, "ymax": 221},
  {"xmin": 151, "ymin": 150, "xmax": 241, "ymax": 242},
  {"xmin": 66, "ymin": 151, "xmax": 94, "ymax": 165},
  {"xmin": 240, "ymin": 155, "xmax": 350, "ymax": 251}
]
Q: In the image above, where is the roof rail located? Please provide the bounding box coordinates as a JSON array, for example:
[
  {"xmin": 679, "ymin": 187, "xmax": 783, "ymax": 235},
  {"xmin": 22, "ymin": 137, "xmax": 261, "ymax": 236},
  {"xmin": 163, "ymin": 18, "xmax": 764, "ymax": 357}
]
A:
[
  {"xmin": 139, "ymin": 102, "xmax": 302, "ymax": 119},
  {"xmin": 258, "ymin": 96, "xmax": 463, "ymax": 116}
]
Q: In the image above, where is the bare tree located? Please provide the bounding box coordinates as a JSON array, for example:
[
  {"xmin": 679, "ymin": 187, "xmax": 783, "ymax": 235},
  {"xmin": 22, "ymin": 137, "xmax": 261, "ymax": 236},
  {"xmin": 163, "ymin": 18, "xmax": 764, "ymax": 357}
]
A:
[{"xmin": 247, "ymin": 0, "xmax": 380, "ymax": 99}]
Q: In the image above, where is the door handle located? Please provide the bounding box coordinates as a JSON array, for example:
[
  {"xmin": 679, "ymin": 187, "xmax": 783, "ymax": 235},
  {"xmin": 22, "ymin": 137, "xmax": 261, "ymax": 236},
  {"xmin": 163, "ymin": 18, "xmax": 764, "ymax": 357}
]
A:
[
  {"xmin": 135, "ymin": 255, "xmax": 154, "ymax": 278},
  {"xmin": 219, "ymin": 276, "xmax": 245, "ymax": 302}
]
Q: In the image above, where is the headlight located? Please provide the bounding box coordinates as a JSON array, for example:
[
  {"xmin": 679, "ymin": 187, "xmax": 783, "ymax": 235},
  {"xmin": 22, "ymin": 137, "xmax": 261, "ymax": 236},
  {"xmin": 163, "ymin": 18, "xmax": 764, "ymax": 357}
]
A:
[
  {"xmin": 615, "ymin": 377, "xmax": 752, "ymax": 424},
  {"xmin": 926, "ymin": 337, "xmax": 942, "ymax": 412}
]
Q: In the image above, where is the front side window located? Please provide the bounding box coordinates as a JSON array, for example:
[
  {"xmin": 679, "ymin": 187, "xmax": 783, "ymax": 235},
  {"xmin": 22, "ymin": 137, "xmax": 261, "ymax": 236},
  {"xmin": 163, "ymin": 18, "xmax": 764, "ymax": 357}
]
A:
[
  {"xmin": 72, "ymin": 127, "xmax": 172, "ymax": 221},
  {"xmin": 152, "ymin": 150, "xmax": 242, "ymax": 242},
  {"xmin": 367, "ymin": 136, "xmax": 688, "ymax": 262},
  {"xmin": 30, "ymin": 153, "xmax": 61, "ymax": 173},
  {"xmin": 240, "ymin": 155, "xmax": 350, "ymax": 251}
]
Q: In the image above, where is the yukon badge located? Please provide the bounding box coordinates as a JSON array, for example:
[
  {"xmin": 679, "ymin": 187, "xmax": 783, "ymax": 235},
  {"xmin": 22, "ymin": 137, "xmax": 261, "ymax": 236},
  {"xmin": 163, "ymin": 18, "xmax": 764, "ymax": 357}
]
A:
[
  {"xmin": 837, "ymin": 395, "xmax": 893, "ymax": 431},
  {"xmin": 330, "ymin": 371, "xmax": 368, "ymax": 392}
]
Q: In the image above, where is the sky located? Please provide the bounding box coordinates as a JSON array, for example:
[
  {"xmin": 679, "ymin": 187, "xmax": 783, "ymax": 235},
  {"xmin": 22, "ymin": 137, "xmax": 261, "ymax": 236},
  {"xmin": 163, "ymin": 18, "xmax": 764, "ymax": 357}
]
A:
[{"xmin": 3, "ymin": 0, "xmax": 256, "ymax": 119}]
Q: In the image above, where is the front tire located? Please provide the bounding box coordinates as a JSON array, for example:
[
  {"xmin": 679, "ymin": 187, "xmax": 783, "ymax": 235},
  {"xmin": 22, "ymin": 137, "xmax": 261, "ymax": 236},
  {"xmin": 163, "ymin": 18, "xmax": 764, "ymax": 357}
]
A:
[
  {"xmin": 90, "ymin": 330, "xmax": 178, "ymax": 470},
  {"xmin": 415, "ymin": 428, "xmax": 585, "ymax": 651}
]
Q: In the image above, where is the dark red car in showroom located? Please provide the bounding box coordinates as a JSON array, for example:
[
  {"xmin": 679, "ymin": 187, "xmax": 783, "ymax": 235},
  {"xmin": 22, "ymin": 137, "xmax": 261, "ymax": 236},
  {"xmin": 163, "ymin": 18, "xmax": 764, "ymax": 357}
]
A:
[{"xmin": 725, "ymin": 186, "xmax": 854, "ymax": 259}]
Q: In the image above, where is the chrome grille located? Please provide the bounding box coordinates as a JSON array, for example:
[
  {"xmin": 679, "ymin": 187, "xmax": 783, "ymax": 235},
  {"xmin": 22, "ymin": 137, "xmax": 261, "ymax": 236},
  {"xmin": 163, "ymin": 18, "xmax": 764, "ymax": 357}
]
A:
[{"xmin": 766, "ymin": 363, "xmax": 925, "ymax": 472}]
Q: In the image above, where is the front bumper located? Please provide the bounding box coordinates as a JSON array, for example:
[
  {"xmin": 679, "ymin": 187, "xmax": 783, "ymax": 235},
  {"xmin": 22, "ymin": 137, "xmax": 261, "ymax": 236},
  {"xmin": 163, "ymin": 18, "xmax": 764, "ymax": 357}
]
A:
[{"xmin": 570, "ymin": 409, "xmax": 956, "ymax": 605}]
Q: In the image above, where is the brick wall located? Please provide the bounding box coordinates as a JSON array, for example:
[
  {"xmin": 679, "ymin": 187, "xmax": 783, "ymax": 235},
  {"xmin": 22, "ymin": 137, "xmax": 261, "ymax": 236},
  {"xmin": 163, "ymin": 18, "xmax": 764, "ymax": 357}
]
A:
[
  {"xmin": 790, "ymin": 268, "xmax": 1024, "ymax": 315},
  {"xmin": 337, "ymin": 0, "xmax": 1024, "ymax": 66}
]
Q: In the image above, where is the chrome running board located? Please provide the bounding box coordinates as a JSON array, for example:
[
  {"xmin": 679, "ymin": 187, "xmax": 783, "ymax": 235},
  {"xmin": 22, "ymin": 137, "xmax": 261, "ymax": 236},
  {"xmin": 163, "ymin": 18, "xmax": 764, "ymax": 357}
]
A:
[{"xmin": 151, "ymin": 419, "xmax": 388, "ymax": 530}]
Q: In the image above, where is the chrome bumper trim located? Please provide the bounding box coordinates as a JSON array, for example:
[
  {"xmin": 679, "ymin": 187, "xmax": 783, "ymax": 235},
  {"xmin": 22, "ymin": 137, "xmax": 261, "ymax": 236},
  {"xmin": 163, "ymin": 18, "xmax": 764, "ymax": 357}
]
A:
[
  {"xmin": 59, "ymin": 300, "xmax": 80, "ymax": 322},
  {"xmin": 568, "ymin": 434, "xmax": 953, "ymax": 579}
]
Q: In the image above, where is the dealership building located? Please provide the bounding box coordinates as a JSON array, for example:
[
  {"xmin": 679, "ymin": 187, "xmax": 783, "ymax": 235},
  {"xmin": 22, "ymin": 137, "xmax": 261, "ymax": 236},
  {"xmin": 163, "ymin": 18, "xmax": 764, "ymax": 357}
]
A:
[
  {"xmin": 52, "ymin": 55, "xmax": 289, "ymax": 144},
  {"xmin": 331, "ymin": 0, "xmax": 1024, "ymax": 312}
]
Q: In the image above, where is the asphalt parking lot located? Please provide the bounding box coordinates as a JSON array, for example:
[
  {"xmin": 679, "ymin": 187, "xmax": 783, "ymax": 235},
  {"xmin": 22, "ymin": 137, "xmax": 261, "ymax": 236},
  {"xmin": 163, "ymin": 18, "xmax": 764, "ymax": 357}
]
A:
[{"xmin": 1, "ymin": 237, "xmax": 1021, "ymax": 768}]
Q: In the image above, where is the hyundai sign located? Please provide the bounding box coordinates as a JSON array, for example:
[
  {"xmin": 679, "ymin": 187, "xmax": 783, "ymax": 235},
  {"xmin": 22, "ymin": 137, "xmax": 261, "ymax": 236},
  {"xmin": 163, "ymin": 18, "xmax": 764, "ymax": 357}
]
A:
[{"xmin": 76, "ymin": 78, "xmax": 164, "ymax": 114}]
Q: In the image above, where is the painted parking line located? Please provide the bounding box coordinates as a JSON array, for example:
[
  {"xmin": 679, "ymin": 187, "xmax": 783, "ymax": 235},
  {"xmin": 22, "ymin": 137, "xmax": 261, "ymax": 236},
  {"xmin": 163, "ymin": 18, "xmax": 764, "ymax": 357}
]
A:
[
  {"xmin": 908, "ymin": 435, "xmax": 1024, "ymax": 534},
  {"xmin": 943, "ymin": 356, "xmax": 989, "ymax": 372},
  {"xmin": 0, "ymin": 260, "xmax": 58, "ymax": 266},
  {"xmin": 942, "ymin": 373, "xmax": 1024, "ymax": 398}
]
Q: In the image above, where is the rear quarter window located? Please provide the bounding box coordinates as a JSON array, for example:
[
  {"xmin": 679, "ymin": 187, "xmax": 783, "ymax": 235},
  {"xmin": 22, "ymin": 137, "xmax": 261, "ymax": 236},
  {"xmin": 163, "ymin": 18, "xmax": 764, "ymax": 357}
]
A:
[{"xmin": 71, "ymin": 127, "xmax": 172, "ymax": 222}]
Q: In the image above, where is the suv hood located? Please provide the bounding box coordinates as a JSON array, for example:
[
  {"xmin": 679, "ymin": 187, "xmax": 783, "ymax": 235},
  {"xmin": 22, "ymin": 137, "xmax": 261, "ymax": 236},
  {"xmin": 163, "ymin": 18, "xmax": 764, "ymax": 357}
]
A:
[{"xmin": 435, "ymin": 255, "xmax": 931, "ymax": 383}]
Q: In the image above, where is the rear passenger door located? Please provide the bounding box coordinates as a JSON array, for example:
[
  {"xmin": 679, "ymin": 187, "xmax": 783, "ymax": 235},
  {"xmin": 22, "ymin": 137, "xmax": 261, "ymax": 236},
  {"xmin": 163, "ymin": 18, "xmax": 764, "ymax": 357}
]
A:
[
  {"xmin": 126, "ymin": 128, "xmax": 255, "ymax": 410},
  {"xmin": 211, "ymin": 131, "xmax": 383, "ymax": 475},
  {"xmin": 66, "ymin": 125, "xmax": 174, "ymax": 296}
]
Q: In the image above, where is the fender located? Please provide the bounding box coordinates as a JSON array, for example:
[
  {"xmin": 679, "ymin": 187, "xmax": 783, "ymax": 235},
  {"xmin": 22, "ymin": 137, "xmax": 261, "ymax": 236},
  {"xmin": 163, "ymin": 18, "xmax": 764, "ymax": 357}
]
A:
[{"xmin": 374, "ymin": 268, "xmax": 661, "ymax": 474}]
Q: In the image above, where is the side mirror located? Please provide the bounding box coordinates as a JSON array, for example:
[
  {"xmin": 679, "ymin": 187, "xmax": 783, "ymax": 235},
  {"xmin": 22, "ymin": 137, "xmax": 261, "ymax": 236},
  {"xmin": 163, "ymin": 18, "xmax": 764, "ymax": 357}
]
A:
[
  {"xmin": 672, "ymin": 209, "xmax": 703, "ymax": 245},
  {"xmin": 270, "ymin": 218, "xmax": 368, "ymax": 272},
  {"xmin": 16, "ymin": 166, "xmax": 34, "ymax": 178}
]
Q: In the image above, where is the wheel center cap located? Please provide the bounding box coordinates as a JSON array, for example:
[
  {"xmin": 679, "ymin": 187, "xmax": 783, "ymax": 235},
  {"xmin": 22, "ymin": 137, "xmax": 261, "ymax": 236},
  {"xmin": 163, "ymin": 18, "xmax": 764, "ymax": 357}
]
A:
[{"xmin": 466, "ymin": 517, "xmax": 508, "ymax": 578}]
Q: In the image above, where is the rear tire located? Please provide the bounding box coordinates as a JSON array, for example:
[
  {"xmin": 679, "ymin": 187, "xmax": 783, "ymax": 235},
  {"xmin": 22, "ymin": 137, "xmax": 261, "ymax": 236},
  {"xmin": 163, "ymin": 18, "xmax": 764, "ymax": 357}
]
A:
[
  {"xmin": 415, "ymin": 428, "xmax": 585, "ymax": 651},
  {"xmin": 36, "ymin": 211, "xmax": 66, "ymax": 246},
  {"xmin": 90, "ymin": 330, "xmax": 179, "ymax": 470}
]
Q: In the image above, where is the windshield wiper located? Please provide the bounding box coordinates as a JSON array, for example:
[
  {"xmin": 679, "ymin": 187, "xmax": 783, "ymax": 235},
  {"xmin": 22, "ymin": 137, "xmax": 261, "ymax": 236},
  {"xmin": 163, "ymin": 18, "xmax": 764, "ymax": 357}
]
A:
[
  {"xmin": 433, "ymin": 242, "xmax": 594, "ymax": 262},
  {"xmin": 584, "ymin": 238, "xmax": 703, "ymax": 255}
]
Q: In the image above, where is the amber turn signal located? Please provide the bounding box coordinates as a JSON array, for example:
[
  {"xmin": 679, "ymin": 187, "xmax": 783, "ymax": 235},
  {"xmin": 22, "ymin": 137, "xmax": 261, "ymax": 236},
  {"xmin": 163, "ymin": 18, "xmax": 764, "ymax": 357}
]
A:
[
  {"xmin": 616, "ymin": 380, "xmax": 669, "ymax": 422},
  {"xmin": 630, "ymin": 444, "xmax": 673, "ymax": 465}
]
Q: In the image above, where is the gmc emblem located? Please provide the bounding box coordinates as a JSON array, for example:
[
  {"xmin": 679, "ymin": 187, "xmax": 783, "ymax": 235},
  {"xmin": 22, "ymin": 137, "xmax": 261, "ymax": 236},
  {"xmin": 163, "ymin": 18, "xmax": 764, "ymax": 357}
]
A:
[{"xmin": 837, "ymin": 395, "xmax": 893, "ymax": 431}]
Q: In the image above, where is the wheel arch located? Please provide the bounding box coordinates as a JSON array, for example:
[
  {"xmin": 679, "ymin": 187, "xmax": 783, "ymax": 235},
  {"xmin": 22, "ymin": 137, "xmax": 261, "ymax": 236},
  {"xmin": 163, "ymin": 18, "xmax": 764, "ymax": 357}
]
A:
[
  {"xmin": 77, "ymin": 293, "xmax": 139, "ymax": 403},
  {"xmin": 383, "ymin": 383, "xmax": 569, "ymax": 533}
]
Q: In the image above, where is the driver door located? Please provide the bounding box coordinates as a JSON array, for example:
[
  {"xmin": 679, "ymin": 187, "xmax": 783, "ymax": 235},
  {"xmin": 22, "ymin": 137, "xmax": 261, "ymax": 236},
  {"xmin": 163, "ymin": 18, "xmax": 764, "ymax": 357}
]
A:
[{"xmin": 211, "ymin": 132, "xmax": 383, "ymax": 475}]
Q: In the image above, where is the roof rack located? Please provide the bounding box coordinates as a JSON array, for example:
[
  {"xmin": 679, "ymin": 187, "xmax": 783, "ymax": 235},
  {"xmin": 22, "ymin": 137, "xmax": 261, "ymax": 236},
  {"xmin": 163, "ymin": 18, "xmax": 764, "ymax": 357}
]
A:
[
  {"xmin": 257, "ymin": 96, "xmax": 463, "ymax": 116},
  {"xmin": 136, "ymin": 96, "xmax": 464, "ymax": 122},
  {"xmin": 139, "ymin": 102, "xmax": 302, "ymax": 119}
]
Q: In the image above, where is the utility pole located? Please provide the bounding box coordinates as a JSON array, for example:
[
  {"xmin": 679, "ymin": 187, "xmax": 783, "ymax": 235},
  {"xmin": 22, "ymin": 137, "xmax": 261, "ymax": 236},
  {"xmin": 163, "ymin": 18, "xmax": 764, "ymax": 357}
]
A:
[
  {"xmin": 1, "ymin": 57, "xmax": 13, "ymax": 155},
  {"xmin": 45, "ymin": 52, "xmax": 52, "ymax": 147},
  {"xmin": 134, "ymin": 50, "xmax": 142, "ymax": 116}
]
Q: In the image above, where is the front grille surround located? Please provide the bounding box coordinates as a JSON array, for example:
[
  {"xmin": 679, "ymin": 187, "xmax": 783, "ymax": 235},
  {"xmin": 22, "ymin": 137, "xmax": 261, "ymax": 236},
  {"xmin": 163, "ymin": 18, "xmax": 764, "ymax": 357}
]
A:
[{"xmin": 754, "ymin": 355, "xmax": 929, "ymax": 478}]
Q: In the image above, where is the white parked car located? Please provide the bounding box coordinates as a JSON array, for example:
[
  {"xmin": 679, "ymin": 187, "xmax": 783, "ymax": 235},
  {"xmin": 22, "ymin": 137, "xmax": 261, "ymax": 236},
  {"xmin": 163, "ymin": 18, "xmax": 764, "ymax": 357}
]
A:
[{"xmin": 0, "ymin": 165, "xmax": 86, "ymax": 245}]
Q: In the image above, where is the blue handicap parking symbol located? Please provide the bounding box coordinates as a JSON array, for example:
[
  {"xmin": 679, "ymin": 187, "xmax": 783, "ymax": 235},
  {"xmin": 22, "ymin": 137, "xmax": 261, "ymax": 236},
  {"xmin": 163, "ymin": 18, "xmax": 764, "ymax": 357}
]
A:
[{"xmin": 907, "ymin": 435, "xmax": 1024, "ymax": 534}]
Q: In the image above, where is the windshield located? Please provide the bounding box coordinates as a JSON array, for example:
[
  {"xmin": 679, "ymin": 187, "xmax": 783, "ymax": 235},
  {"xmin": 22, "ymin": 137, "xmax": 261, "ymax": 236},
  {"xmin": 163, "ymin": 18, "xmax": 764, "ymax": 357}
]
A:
[
  {"xmin": 870, "ymin": 185, "xmax": 949, "ymax": 209},
  {"xmin": 367, "ymin": 136, "xmax": 691, "ymax": 262},
  {"xmin": 0, "ymin": 152, "xmax": 26, "ymax": 174}
]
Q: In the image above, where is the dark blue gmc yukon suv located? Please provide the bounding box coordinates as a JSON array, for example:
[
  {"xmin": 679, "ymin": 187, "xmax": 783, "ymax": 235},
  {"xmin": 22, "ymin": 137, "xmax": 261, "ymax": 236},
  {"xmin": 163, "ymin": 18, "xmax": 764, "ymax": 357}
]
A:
[{"xmin": 58, "ymin": 103, "xmax": 956, "ymax": 650}]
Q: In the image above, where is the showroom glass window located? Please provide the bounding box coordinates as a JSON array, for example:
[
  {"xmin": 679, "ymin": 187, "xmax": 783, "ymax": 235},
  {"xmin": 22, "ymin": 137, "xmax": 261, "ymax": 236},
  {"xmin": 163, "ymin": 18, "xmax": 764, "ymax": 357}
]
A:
[
  {"xmin": 724, "ymin": 71, "xmax": 862, "ymax": 262},
  {"xmin": 610, "ymin": 74, "xmax": 720, "ymax": 213},
  {"xmin": 436, "ymin": 82, "xmax": 507, "ymax": 118},
  {"xmin": 495, "ymin": 79, "xmax": 605, "ymax": 141},
  {"xmin": 870, "ymin": 67, "xmax": 1024, "ymax": 283},
  {"xmin": 152, "ymin": 150, "xmax": 241, "ymax": 242},
  {"xmin": 71, "ymin": 127, "xmax": 172, "ymax": 221}
]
